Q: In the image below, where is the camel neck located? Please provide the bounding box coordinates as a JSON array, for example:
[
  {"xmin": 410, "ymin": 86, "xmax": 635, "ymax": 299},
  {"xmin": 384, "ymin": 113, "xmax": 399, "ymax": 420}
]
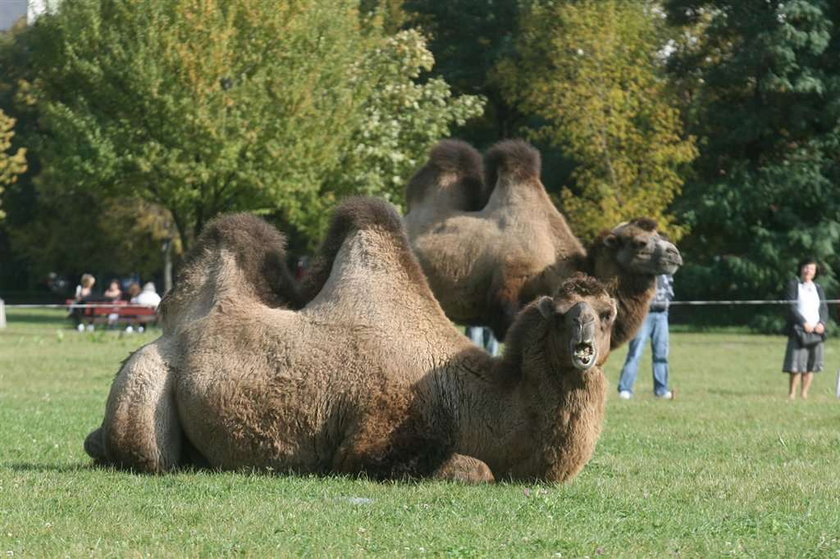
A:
[
  {"xmin": 583, "ymin": 248, "xmax": 656, "ymax": 349},
  {"xmin": 442, "ymin": 347, "xmax": 606, "ymax": 482}
]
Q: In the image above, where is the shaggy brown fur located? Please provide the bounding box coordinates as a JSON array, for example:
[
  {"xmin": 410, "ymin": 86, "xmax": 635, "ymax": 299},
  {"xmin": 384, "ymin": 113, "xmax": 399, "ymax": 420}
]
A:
[
  {"xmin": 404, "ymin": 139, "xmax": 682, "ymax": 347},
  {"xmin": 406, "ymin": 139, "xmax": 585, "ymax": 338},
  {"xmin": 84, "ymin": 197, "xmax": 616, "ymax": 483},
  {"xmin": 403, "ymin": 139, "xmax": 488, "ymax": 241},
  {"xmin": 582, "ymin": 221, "xmax": 681, "ymax": 347},
  {"xmin": 158, "ymin": 213, "xmax": 305, "ymax": 331}
]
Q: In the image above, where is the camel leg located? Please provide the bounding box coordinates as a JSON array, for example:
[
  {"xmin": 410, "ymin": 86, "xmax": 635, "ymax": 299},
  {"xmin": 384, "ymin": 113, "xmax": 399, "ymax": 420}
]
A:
[
  {"xmin": 432, "ymin": 454, "xmax": 494, "ymax": 484},
  {"xmin": 332, "ymin": 401, "xmax": 465, "ymax": 481},
  {"xmin": 89, "ymin": 341, "xmax": 183, "ymax": 473}
]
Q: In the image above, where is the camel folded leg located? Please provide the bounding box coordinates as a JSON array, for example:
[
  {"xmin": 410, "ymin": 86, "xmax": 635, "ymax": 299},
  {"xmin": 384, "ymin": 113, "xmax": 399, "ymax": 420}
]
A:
[
  {"xmin": 85, "ymin": 341, "xmax": 184, "ymax": 473},
  {"xmin": 332, "ymin": 404, "xmax": 493, "ymax": 483},
  {"xmin": 432, "ymin": 453, "xmax": 494, "ymax": 484}
]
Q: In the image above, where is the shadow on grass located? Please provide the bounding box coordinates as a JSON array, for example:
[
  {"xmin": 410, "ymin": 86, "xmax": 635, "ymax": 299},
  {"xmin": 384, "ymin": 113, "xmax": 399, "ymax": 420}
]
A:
[
  {"xmin": 5, "ymin": 310, "xmax": 70, "ymax": 327},
  {"xmin": 3, "ymin": 462, "xmax": 90, "ymax": 473}
]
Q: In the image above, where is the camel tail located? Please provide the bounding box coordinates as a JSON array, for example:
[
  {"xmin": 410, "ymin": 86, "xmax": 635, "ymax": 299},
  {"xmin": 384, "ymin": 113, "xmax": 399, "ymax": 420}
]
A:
[{"xmin": 484, "ymin": 139, "xmax": 541, "ymax": 188}]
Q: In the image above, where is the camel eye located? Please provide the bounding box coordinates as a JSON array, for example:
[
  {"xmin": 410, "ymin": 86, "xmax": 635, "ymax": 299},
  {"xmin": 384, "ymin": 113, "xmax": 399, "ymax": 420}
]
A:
[
  {"xmin": 600, "ymin": 311, "xmax": 612, "ymax": 323},
  {"xmin": 633, "ymin": 239, "xmax": 647, "ymax": 250}
]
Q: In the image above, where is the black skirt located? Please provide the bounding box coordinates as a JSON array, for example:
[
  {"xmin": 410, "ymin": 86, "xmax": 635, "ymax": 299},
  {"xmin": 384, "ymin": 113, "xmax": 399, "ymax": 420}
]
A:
[{"xmin": 782, "ymin": 335, "xmax": 824, "ymax": 373}]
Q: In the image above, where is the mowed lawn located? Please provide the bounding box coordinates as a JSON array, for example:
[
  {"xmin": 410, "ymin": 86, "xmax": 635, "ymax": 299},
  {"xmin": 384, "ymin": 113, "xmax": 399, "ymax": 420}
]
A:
[{"xmin": 1, "ymin": 309, "xmax": 839, "ymax": 557}]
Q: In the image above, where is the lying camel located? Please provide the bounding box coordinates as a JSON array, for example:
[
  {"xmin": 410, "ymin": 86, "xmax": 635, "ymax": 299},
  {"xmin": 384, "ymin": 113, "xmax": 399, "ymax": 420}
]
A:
[
  {"xmin": 404, "ymin": 139, "xmax": 682, "ymax": 347},
  {"xmin": 84, "ymin": 198, "xmax": 616, "ymax": 483}
]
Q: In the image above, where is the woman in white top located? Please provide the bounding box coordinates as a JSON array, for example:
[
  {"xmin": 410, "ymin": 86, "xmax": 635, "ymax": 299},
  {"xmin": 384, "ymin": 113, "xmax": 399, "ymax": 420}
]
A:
[
  {"xmin": 782, "ymin": 259, "xmax": 828, "ymax": 399},
  {"xmin": 131, "ymin": 282, "xmax": 162, "ymax": 308}
]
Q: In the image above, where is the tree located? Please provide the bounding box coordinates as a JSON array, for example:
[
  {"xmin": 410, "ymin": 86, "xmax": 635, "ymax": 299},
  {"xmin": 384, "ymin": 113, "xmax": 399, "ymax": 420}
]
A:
[
  {"xmin": 496, "ymin": 0, "xmax": 697, "ymax": 241},
  {"xmin": 665, "ymin": 0, "xmax": 840, "ymax": 322},
  {"xmin": 0, "ymin": 109, "xmax": 26, "ymax": 220},
  {"xmin": 404, "ymin": 0, "xmax": 522, "ymax": 145},
  {"xmin": 17, "ymin": 0, "xmax": 481, "ymax": 254},
  {"xmin": 327, "ymin": 29, "xmax": 484, "ymax": 210}
]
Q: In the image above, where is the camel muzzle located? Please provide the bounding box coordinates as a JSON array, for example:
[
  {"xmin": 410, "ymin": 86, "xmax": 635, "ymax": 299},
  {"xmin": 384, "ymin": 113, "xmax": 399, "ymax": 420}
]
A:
[
  {"xmin": 567, "ymin": 303, "xmax": 598, "ymax": 370},
  {"xmin": 655, "ymin": 240, "xmax": 683, "ymax": 274}
]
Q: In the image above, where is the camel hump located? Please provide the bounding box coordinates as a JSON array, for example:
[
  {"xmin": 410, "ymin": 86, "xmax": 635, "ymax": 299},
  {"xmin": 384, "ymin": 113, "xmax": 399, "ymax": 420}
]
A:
[
  {"xmin": 301, "ymin": 197, "xmax": 423, "ymax": 301},
  {"xmin": 484, "ymin": 139, "xmax": 541, "ymax": 188},
  {"xmin": 406, "ymin": 139, "xmax": 484, "ymax": 210},
  {"xmin": 161, "ymin": 213, "xmax": 301, "ymax": 321},
  {"xmin": 429, "ymin": 139, "xmax": 483, "ymax": 176},
  {"xmin": 196, "ymin": 213, "xmax": 288, "ymax": 257},
  {"xmin": 327, "ymin": 196, "xmax": 405, "ymax": 241}
]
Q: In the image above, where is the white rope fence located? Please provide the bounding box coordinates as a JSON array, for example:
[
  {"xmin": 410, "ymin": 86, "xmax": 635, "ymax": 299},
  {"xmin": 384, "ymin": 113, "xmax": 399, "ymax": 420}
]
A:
[
  {"xmin": 3, "ymin": 303, "xmax": 159, "ymax": 309},
  {"xmin": 670, "ymin": 299, "xmax": 840, "ymax": 306},
  {"xmin": 3, "ymin": 299, "xmax": 840, "ymax": 310},
  {"xmin": 3, "ymin": 299, "xmax": 840, "ymax": 327}
]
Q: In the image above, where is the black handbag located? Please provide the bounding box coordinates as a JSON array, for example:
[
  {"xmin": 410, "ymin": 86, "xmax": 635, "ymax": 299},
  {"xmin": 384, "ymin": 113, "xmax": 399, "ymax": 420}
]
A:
[{"xmin": 793, "ymin": 324, "xmax": 825, "ymax": 347}]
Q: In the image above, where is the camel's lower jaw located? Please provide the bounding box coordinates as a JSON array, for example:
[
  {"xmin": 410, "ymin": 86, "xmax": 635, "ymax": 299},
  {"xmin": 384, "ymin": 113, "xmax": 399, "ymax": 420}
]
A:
[
  {"xmin": 658, "ymin": 260, "xmax": 681, "ymax": 275},
  {"xmin": 571, "ymin": 342, "xmax": 596, "ymax": 370}
]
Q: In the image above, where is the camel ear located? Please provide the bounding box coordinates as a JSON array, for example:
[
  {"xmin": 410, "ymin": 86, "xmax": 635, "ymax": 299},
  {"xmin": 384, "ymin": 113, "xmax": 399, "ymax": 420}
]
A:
[
  {"xmin": 537, "ymin": 296, "xmax": 555, "ymax": 319},
  {"xmin": 603, "ymin": 233, "xmax": 618, "ymax": 248}
]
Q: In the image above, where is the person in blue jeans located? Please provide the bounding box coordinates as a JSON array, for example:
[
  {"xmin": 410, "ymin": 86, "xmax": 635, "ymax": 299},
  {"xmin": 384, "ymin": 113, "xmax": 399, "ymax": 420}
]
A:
[
  {"xmin": 466, "ymin": 326, "xmax": 500, "ymax": 356},
  {"xmin": 618, "ymin": 274, "xmax": 674, "ymax": 400}
]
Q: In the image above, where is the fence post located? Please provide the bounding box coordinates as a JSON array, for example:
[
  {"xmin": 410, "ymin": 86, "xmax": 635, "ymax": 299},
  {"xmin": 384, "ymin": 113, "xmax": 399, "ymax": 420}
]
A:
[
  {"xmin": 835, "ymin": 369, "xmax": 840, "ymax": 399},
  {"xmin": 0, "ymin": 298, "xmax": 5, "ymax": 329}
]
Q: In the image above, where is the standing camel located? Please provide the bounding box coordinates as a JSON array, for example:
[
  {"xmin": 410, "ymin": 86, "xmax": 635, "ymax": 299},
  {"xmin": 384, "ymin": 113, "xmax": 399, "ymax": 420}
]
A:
[{"xmin": 404, "ymin": 138, "xmax": 682, "ymax": 347}]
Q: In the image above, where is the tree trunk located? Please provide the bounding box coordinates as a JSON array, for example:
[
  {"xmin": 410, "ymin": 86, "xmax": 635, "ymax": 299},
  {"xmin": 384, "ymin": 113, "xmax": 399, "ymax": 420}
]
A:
[{"xmin": 161, "ymin": 238, "xmax": 173, "ymax": 295}]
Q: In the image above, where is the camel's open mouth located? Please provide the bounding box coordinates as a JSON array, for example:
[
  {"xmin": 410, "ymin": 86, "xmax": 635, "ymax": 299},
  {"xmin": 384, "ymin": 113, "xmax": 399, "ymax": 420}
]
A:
[
  {"xmin": 571, "ymin": 342, "xmax": 596, "ymax": 370},
  {"xmin": 657, "ymin": 257, "xmax": 682, "ymax": 273}
]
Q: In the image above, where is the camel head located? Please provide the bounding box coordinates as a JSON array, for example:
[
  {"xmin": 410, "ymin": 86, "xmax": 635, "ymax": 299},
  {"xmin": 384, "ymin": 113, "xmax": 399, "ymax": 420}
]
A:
[
  {"xmin": 535, "ymin": 275, "xmax": 616, "ymax": 372},
  {"xmin": 600, "ymin": 218, "xmax": 682, "ymax": 276}
]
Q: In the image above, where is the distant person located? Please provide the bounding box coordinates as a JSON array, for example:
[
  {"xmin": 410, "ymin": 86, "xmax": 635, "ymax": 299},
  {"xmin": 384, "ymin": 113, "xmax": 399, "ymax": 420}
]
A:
[
  {"xmin": 70, "ymin": 273, "xmax": 97, "ymax": 330},
  {"xmin": 132, "ymin": 282, "xmax": 162, "ymax": 308},
  {"xmin": 466, "ymin": 326, "xmax": 499, "ymax": 357},
  {"xmin": 617, "ymin": 274, "xmax": 675, "ymax": 400},
  {"xmin": 782, "ymin": 258, "xmax": 828, "ymax": 400},
  {"xmin": 124, "ymin": 282, "xmax": 142, "ymax": 302},
  {"xmin": 295, "ymin": 256, "xmax": 310, "ymax": 281},
  {"xmin": 102, "ymin": 279, "xmax": 123, "ymax": 327},
  {"xmin": 103, "ymin": 279, "xmax": 122, "ymax": 301},
  {"xmin": 74, "ymin": 273, "xmax": 96, "ymax": 300}
]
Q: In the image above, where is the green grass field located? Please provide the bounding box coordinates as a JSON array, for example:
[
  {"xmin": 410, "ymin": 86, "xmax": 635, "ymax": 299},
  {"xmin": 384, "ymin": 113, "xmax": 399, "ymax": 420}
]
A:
[{"xmin": 2, "ymin": 309, "xmax": 839, "ymax": 557}]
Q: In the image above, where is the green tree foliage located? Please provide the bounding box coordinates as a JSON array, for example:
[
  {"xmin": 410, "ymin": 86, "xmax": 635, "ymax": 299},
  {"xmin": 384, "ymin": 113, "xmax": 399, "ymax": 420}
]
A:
[
  {"xmin": 497, "ymin": 0, "xmax": 696, "ymax": 241},
  {"xmin": 666, "ymin": 0, "xmax": 840, "ymax": 319},
  {"xmin": 328, "ymin": 29, "xmax": 484, "ymax": 209},
  {"xmin": 9, "ymin": 0, "xmax": 481, "ymax": 257},
  {"xmin": 404, "ymin": 0, "xmax": 521, "ymax": 143},
  {"xmin": 0, "ymin": 109, "xmax": 26, "ymax": 220}
]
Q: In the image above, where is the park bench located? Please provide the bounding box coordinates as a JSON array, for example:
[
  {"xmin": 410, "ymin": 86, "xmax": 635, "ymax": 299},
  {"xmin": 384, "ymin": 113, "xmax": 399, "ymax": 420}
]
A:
[{"xmin": 65, "ymin": 299, "xmax": 158, "ymax": 330}]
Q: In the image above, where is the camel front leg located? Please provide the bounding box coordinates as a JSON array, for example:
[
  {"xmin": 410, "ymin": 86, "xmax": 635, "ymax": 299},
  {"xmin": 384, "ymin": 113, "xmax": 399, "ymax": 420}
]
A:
[
  {"xmin": 332, "ymin": 401, "xmax": 489, "ymax": 482},
  {"xmin": 86, "ymin": 341, "xmax": 184, "ymax": 473},
  {"xmin": 432, "ymin": 453, "xmax": 495, "ymax": 484}
]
